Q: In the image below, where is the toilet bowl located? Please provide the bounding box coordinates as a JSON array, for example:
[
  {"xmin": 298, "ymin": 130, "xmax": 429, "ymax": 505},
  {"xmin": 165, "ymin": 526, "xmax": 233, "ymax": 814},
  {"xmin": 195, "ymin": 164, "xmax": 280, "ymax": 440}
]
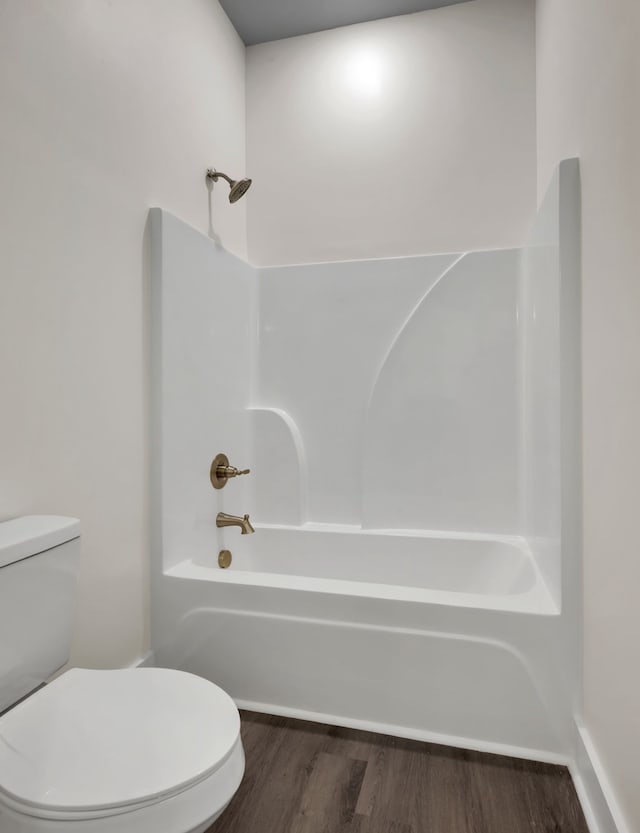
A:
[
  {"xmin": 0, "ymin": 516, "xmax": 245, "ymax": 833},
  {"xmin": 0, "ymin": 667, "xmax": 245, "ymax": 833}
]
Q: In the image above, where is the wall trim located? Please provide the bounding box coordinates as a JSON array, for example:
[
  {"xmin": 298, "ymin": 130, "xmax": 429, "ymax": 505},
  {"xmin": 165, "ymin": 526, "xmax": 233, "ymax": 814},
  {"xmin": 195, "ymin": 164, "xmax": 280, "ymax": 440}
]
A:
[
  {"xmin": 234, "ymin": 697, "xmax": 570, "ymax": 767},
  {"xmin": 570, "ymin": 722, "xmax": 629, "ymax": 833}
]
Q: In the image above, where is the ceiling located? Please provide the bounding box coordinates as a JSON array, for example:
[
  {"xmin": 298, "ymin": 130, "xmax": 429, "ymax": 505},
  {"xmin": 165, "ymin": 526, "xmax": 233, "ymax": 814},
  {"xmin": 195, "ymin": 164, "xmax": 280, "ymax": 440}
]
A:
[{"xmin": 219, "ymin": 0, "xmax": 473, "ymax": 46}]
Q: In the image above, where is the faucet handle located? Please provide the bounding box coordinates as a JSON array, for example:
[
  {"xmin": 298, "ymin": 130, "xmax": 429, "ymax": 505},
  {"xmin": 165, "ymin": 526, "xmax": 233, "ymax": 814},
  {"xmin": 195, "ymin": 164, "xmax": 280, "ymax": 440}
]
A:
[
  {"xmin": 210, "ymin": 453, "xmax": 251, "ymax": 489},
  {"xmin": 218, "ymin": 465, "xmax": 250, "ymax": 478}
]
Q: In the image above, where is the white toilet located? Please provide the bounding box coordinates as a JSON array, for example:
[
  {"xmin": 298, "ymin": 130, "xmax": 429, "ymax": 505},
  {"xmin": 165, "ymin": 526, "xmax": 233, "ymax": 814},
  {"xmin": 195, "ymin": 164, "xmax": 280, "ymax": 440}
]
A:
[{"xmin": 0, "ymin": 516, "xmax": 244, "ymax": 833}]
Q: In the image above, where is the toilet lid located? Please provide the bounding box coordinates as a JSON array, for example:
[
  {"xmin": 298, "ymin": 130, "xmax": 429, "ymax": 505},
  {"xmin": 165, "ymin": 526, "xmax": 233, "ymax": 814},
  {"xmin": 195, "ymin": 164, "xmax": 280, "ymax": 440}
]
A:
[{"xmin": 0, "ymin": 667, "xmax": 240, "ymax": 817}]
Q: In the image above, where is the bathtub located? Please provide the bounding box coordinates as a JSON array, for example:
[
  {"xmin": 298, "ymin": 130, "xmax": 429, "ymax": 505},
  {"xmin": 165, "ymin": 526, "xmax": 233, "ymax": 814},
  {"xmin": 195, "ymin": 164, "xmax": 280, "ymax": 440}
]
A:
[
  {"xmin": 154, "ymin": 523, "xmax": 572, "ymax": 764},
  {"xmin": 170, "ymin": 524, "xmax": 556, "ymax": 615}
]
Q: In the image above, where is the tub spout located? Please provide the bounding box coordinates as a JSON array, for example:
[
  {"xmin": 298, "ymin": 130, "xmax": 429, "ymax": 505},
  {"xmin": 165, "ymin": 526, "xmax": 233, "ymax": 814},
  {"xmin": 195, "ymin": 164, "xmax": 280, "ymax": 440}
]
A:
[{"xmin": 216, "ymin": 512, "xmax": 255, "ymax": 535}]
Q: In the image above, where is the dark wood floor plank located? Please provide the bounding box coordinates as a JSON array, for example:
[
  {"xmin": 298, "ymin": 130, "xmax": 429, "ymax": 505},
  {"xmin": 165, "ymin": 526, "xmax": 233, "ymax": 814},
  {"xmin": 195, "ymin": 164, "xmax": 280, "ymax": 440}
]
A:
[
  {"xmin": 467, "ymin": 753, "xmax": 541, "ymax": 833},
  {"xmin": 210, "ymin": 712, "xmax": 329, "ymax": 833},
  {"xmin": 353, "ymin": 817, "xmax": 414, "ymax": 833},
  {"xmin": 320, "ymin": 723, "xmax": 382, "ymax": 763},
  {"xmin": 355, "ymin": 747, "xmax": 386, "ymax": 817},
  {"xmin": 519, "ymin": 762, "xmax": 590, "ymax": 832},
  {"xmin": 355, "ymin": 735, "xmax": 470, "ymax": 832},
  {"xmin": 290, "ymin": 752, "xmax": 367, "ymax": 833},
  {"xmin": 209, "ymin": 711, "xmax": 589, "ymax": 833},
  {"xmin": 419, "ymin": 744, "xmax": 476, "ymax": 833}
]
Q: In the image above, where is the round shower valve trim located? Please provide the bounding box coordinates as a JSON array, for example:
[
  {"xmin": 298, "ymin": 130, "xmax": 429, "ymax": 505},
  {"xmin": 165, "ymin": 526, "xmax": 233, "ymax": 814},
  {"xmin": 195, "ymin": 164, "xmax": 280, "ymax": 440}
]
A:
[{"xmin": 210, "ymin": 453, "xmax": 251, "ymax": 489}]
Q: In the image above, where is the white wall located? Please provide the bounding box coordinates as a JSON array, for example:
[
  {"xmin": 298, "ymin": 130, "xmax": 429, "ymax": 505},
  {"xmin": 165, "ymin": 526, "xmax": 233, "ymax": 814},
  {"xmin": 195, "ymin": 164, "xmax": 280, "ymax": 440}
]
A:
[
  {"xmin": 537, "ymin": 1, "xmax": 640, "ymax": 830},
  {"xmin": 0, "ymin": 0, "xmax": 246, "ymax": 669},
  {"xmin": 246, "ymin": 0, "xmax": 536, "ymax": 266}
]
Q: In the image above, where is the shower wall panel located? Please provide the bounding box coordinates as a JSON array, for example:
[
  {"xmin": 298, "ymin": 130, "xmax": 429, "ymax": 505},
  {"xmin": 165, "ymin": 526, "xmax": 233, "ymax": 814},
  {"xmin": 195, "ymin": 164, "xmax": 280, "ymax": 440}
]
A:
[
  {"xmin": 255, "ymin": 255, "xmax": 456, "ymax": 525},
  {"xmin": 150, "ymin": 209, "xmax": 255, "ymax": 572},
  {"xmin": 520, "ymin": 169, "xmax": 562, "ymax": 604},
  {"xmin": 362, "ymin": 250, "xmax": 520, "ymax": 533},
  {"xmin": 519, "ymin": 159, "xmax": 580, "ymax": 611},
  {"xmin": 256, "ymin": 251, "xmax": 521, "ymax": 533}
]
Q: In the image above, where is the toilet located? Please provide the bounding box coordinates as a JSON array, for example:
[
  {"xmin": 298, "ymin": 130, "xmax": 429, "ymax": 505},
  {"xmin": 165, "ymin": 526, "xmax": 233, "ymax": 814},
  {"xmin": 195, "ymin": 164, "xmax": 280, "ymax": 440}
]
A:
[{"xmin": 0, "ymin": 516, "xmax": 244, "ymax": 833}]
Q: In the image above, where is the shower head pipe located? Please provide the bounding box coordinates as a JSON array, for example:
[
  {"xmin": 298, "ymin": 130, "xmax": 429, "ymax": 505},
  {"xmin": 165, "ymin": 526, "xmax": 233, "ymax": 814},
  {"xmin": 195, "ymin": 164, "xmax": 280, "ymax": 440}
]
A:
[{"xmin": 206, "ymin": 168, "xmax": 252, "ymax": 203}]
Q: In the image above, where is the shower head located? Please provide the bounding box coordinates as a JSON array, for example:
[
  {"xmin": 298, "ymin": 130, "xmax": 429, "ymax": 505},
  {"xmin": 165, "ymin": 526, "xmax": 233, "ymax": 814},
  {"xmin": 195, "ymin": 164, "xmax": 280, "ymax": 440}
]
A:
[
  {"xmin": 206, "ymin": 168, "xmax": 252, "ymax": 203},
  {"xmin": 228, "ymin": 177, "xmax": 252, "ymax": 203}
]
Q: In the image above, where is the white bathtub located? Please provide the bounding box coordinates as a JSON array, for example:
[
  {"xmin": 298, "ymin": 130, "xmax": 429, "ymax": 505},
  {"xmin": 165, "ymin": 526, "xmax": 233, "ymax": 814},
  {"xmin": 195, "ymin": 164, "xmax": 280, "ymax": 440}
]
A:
[
  {"xmin": 171, "ymin": 524, "xmax": 556, "ymax": 615},
  {"xmin": 155, "ymin": 523, "xmax": 572, "ymax": 764}
]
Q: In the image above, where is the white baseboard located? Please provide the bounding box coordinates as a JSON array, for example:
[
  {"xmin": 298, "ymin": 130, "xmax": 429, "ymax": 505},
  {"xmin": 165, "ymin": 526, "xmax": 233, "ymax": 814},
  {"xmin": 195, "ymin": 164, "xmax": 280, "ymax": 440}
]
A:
[
  {"xmin": 234, "ymin": 697, "xmax": 569, "ymax": 766},
  {"xmin": 570, "ymin": 723, "xmax": 630, "ymax": 833}
]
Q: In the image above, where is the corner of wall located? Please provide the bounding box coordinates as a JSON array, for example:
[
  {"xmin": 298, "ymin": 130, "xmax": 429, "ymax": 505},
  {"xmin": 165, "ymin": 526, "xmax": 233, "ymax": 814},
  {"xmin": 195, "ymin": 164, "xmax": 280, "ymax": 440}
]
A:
[{"xmin": 571, "ymin": 721, "xmax": 631, "ymax": 833}]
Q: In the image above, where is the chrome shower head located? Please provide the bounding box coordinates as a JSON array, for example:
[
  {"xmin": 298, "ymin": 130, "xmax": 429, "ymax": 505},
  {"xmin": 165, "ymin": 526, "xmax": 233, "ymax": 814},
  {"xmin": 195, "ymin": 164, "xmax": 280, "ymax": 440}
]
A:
[{"xmin": 206, "ymin": 168, "xmax": 252, "ymax": 203}]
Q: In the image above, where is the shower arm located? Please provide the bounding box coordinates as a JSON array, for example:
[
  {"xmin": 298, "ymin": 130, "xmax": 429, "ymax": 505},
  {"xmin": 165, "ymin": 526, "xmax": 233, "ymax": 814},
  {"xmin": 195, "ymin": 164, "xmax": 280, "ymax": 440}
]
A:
[{"xmin": 206, "ymin": 169, "xmax": 231, "ymax": 184}]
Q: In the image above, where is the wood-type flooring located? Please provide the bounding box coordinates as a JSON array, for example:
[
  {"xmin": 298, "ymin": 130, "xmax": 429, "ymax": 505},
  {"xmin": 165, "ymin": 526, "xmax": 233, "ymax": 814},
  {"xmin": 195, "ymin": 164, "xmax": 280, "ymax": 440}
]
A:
[{"xmin": 210, "ymin": 711, "xmax": 589, "ymax": 833}]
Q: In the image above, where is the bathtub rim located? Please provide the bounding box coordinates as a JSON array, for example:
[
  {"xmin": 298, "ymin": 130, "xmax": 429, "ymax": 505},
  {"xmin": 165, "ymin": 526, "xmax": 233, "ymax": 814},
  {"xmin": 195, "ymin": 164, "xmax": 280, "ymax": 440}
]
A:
[
  {"xmin": 167, "ymin": 560, "xmax": 559, "ymax": 616},
  {"xmin": 170, "ymin": 522, "xmax": 559, "ymax": 616}
]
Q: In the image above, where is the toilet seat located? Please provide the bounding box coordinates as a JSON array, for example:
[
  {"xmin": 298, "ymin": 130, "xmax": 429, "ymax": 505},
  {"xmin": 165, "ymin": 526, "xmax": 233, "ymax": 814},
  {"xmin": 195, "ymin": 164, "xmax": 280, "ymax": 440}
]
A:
[{"xmin": 0, "ymin": 667, "xmax": 242, "ymax": 823}]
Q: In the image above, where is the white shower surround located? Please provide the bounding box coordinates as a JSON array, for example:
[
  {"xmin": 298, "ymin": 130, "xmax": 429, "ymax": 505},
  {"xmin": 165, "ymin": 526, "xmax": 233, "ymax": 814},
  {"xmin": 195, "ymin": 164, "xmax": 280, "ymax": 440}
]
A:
[
  {"xmin": 150, "ymin": 160, "xmax": 580, "ymax": 763},
  {"xmin": 256, "ymin": 248, "xmax": 521, "ymax": 532}
]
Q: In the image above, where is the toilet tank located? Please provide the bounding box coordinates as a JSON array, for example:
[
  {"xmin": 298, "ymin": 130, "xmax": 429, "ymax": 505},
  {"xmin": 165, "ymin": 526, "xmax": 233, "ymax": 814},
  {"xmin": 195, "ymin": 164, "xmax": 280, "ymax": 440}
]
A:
[{"xmin": 0, "ymin": 516, "xmax": 80, "ymax": 713}]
